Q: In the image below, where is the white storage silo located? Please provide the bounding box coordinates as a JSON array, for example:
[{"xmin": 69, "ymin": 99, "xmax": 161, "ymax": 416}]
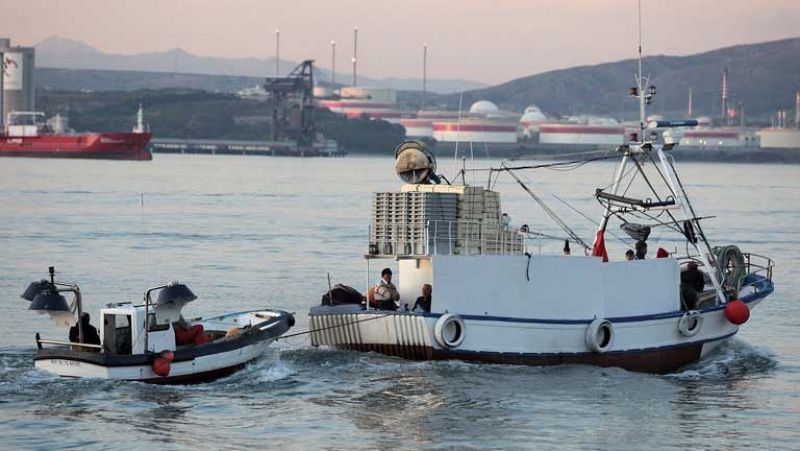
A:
[{"xmin": 1, "ymin": 38, "xmax": 36, "ymax": 125}]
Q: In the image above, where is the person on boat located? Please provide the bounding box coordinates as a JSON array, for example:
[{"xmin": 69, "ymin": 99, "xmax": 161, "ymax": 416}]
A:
[
  {"xmin": 679, "ymin": 261, "xmax": 706, "ymax": 310},
  {"xmin": 625, "ymin": 249, "xmax": 635, "ymax": 261},
  {"xmin": 373, "ymin": 268, "xmax": 400, "ymax": 311},
  {"xmin": 69, "ymin": 312, "xmax": 101, "ymax": 346},
  {"xmin": 635, "ymin": 240, "xmax": 648, "ymax": 259},
  {"xmin": 681, "ymin": 261, "xmax": 705, "ymax": 292},
  {"xmin": 656, "ymin": 247, "xmax": 669, "ymax": 258},
  {"xmin": 413, "ymin": 284, "xmax": 432, "ymax": 313},
  {"xmin": 563, "ymin": 240, "xmax": 571, "ymax": 256}
]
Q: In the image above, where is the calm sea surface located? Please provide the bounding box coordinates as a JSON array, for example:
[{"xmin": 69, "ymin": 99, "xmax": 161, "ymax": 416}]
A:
[{"xmin": 0, "ymin": 154, "xmax": 798, "ymax": 450}]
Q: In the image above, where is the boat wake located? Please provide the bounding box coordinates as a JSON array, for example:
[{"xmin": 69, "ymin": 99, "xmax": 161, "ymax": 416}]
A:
[
  {"xmin": 668, "ymin": 338, "xmax": 778, "ymax": 380},
  {"xmin": 0, "ymin": 339, "xmax": 779, "ymax": 397}
]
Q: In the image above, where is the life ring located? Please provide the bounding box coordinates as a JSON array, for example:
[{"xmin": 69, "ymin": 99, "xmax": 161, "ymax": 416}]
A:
[
  {"xmin": 585, "ymin": 317, "xmax": 614, "ymax": 353},
  {"xmin": 677, "ymin": 311, "xmax": 703, "ymax": 337},
  {"xmin": 434, "ymin": 314, "xmax": 466, "ymax": 349}
]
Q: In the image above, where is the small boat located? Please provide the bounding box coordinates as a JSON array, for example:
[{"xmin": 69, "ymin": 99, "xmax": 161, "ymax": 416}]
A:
[
  {"xmin": 21, "ymin": 267, "xmax": 294, "ymax": 384},
  {"xmin": 308, "ymin": 52, "xmax": 775, "ymax": 373}
]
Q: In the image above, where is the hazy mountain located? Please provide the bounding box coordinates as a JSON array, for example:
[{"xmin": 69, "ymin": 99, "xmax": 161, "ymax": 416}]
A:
[
  {"xmin": 439, "ymin": 37, "xmax": 800, "ymax": 121},
  {"xmin": 37, "ymin": 68, "xmax": 265, "ymax": 93},
  {"xmin": 34, "ymin": 36, "xmax": 485, "ymax": 94}
]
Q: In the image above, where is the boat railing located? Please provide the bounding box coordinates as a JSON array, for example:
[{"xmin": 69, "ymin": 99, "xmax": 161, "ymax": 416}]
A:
[
  {"xmin": 35, "ymin": 333, "xmax": 104, "ymax": 351},
  {"xmin": 368, "ymin": 220, "xmax": 525, "ymax": 257},
  {"xmin": 742, "ymin": 252, "xmax": 774, "ymax": 282}
]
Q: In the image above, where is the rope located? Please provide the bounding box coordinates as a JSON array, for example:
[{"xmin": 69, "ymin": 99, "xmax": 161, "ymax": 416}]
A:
[
  {"xmin": 503, "ymin": 163, "xmax": 591, "ymax": 250},
  {"xmin": 713, "ymin": 245, "xmax": 747, "ymax": 291},
  {"xmin": 275, "ymin": 311, "xmax": 395, "ymax": 340},
  {"xmin": 465, "ymin": 154, "xmax": 617, "ymax": 173}
]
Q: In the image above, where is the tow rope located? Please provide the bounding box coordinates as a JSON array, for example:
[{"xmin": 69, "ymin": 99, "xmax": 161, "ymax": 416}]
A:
[{"xmin": 276, "ymin": 311, "xmax": 395, "ymax": 341}]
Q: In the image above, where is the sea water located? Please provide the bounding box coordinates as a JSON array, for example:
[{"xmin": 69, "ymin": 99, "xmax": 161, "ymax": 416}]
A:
[{"xmin": 0, "ymin": 155, "xmax": 798, "ymax": 450}]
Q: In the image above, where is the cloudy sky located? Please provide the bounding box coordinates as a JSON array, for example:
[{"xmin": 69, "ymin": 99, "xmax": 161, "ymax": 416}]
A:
[{"xmin": 2, "ymin": 0, "xmax": 799, "ymax": 84}]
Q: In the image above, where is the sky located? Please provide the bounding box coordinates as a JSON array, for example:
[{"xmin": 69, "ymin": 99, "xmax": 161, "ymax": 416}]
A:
[{"xmin": 2, "ymin": 0, "xmax": 799, "ymax": 84}]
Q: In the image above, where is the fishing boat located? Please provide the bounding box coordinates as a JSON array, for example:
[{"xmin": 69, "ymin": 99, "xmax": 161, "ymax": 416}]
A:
[
  {"xmin": 308, "ymin": 48, "xmax": 774, "ymax": 374},
  {"xmin": 21, "ymin": 267, "xmax": 294, "ymax": 384}
]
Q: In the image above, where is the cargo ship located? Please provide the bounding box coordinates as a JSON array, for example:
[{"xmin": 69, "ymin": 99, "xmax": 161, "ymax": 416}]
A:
[{"xmin": 0, "ymin": 106, "xmax": 152, "ymax": 160}]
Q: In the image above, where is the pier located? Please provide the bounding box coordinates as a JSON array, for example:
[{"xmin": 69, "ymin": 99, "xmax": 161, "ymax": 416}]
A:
[{"xmin": 150, "ymin": 137, "xmax": 346, "ymax": 157}]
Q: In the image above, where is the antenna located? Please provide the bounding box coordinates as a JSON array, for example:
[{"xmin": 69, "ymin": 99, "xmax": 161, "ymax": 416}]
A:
[
  {"xmin": 637, "ymin": 0, "xmax": 645, "ymax": 138},
  {"xmin": 275, "ymin": 29, "xmax": 281, "ymax": 76},
  {"xmin": 352, "ymin": 26, "xmax": 358, "ymax": 87},
  {"xmin": 451, "ymin": 91, "xmax": 464, "ymax": 179},
  {"xmin": 628, "ymin": 0, "xmax": 655, "ymax": 143},
  {"xmin": 330, "ymin": 40, "xmax": 336, "ymax": 87},
  {"xmin": 687, "ymin": 87, "xmax": 693, "ymax": 118},
  {"xmin": 721, "ymin": 67, "xmax": 728, "ymax": 125},
  {"xmin": 422, "ymin": 44, "xmax": 427, "ymax": 111}
]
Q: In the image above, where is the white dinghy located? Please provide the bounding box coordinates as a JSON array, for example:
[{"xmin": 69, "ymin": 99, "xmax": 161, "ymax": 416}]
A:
[
  {"xmin": 308, "ymin": 62, "xmax": 774, "ymax": 373},
  {"xmin": 23, "ymin": 267, "xmax": 294, "ymax": 384}
]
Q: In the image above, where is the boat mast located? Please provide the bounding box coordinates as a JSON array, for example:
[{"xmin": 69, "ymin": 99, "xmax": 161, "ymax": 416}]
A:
[
  {"xmin": 637, "ymin": 1, "xmax": 645, "ymax": 140},
  {"xmin": 632, "ymin": 0, "xmax": 726, "ymax": 304}
]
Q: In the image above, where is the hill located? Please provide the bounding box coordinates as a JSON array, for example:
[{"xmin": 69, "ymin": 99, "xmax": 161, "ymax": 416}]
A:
[
  {"xmin": 438, "ymin": 38, "xmax": 800, "ymax": 121},
  {"xmin": 37, "ymin": 68, "xmax": 264, "ymax": 93},
  {"xmin": 35, "ymin": 36, "xmax": 486, "ymax": 94}
]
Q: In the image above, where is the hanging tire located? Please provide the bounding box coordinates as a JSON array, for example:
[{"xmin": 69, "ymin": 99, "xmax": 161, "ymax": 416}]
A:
[
  {"xmin": 677, "ymin": 311, "xmax": 703, "ymax": 337},
  {"xmin": 434, "ymin": 314, "xmax": 466, "ymax": 349},
  {"xmin": 585, "ymin": 317, "xmax": 614, "ymax": 353}
]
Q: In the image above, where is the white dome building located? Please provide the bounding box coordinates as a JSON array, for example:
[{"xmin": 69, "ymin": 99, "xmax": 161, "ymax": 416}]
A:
[
  {"xmin": 521, "ymin": 105, "xmax": 547, "ymax": 122},
  {"xmin": 469, "ymin": 100, "xmax": 500, "ymax": 116},
  {"xmin": 519, "ymin": 104, "xmax": 548, "ymax": 138}
]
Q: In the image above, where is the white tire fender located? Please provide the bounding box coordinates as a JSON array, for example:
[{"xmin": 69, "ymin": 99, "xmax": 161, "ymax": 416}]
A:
[
  {"xmin": 677, "ymin": 310, "xmax": 703, "ymax": 338},
  {"xmin": 434, "ymin": 313, "xmax": 466, "ymax": 349},
  {"xmin": 585, "ymin": 317, "xmax": 615, "ymax": 353}
]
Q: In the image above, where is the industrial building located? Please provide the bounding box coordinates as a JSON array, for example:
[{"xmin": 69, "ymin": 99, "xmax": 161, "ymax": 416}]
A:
[
  {"xmin": 538, "ymin": 123, "xmax": 625, "ymax": 146},
  {"xmin": 403, "ymin": 101, "xmax": 518, "ymax": 144},
  {"xmin": 679, "ymin": 129, "xmax": 754, "ymax": 148},
  {"xmin": 317, "ymin": 87, "xmax": 403, "ymax": 123},
  {"xmin": 519, "ymin": 105, "xmax": 548, "ymax": 138},
  {"xmin": 758, "ymin": 128, "xmax": 800, "ymax": 149},
  {"xmin": 431, "ymin": 118, "xmax": 518, "ymax": 144},
  {"xmin": 0, "ymin": 38, "xmax": 36, "ymax": 126},
  {"xmin": 400, "ymin": 111, "xmax": 464, "ymax": 139}
]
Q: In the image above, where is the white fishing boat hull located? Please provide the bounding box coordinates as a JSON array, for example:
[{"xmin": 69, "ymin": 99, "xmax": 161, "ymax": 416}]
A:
[
  {"xmin": 33, "ymin": 309, "xmax": 294, "ymax": 384},
  {"xmin": 309, "ymin": 280, "xmax": 770, "ymax": 373},
  {"xmin": 35, "ymin": 339, "xmax": 275, "ymax": 383}
]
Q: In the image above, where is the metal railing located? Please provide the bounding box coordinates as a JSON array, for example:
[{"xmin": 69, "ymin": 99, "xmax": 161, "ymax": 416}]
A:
[
  {"xmin": 35, "ymin": 333, "xmax": 104, "ymax": 351},
  {"xmin": 368, "ymin": 219, "xmax": 525, "ymax": 257},
  {"xmin": 677, "ymin": 251, "xmax": 774, "ymax": 298},
  {"xmin": 742, "ymin": 252, "xmax": 774, "ymax": 282}
]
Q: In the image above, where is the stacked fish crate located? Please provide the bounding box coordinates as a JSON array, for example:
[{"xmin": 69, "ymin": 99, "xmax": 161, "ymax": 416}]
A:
[
  {"xmin": 396, "ymin": 184, "xmax": 524, "ymax": 256},
  {"xmin": 371, "ymin": 191, "xmax": 459, "ymax": 256}
]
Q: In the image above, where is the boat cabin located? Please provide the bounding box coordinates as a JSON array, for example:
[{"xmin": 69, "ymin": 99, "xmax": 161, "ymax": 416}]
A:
[{"xmin": 100, "ymin": 302, "xmax": 183, "ymax": 355}]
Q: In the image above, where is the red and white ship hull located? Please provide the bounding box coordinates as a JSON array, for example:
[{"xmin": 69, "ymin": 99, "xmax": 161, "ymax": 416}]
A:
[{"xmin": 0, "ymin": 132, "xmax": 152, "ymax": 160}]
